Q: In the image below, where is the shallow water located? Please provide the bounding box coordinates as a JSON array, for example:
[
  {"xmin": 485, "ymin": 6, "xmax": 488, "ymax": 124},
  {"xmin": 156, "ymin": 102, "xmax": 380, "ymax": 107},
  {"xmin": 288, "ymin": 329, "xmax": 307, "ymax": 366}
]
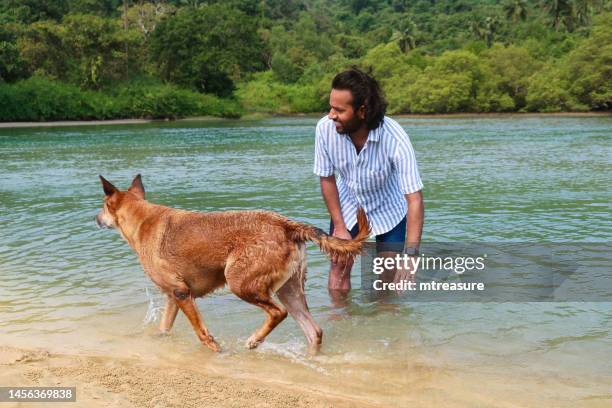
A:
[{"xmin": 1, "ymin": 115, "xmax": 611, "ymax": 406}]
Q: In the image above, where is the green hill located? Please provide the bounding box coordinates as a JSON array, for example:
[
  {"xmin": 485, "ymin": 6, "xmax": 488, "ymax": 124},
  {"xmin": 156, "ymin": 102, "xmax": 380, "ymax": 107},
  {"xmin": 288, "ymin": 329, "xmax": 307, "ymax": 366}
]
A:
[{"xmin": 1, "ymin": 0, "xmax": 610, "ymax": 119}]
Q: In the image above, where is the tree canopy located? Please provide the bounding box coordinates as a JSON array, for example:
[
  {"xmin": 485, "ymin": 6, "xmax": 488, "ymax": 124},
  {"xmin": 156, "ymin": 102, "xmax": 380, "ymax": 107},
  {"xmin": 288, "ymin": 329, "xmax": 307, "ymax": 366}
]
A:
[{"xmin": 1, "ymin": 0, "xmax": 610, "ymax": 119}]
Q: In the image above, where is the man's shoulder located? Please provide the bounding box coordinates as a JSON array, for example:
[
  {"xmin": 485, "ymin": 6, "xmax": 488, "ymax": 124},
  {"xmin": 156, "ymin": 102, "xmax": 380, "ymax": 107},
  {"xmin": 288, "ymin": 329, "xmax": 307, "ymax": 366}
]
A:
[
  {"xmin": 316, "ymin": 115, "xmax": 333, "ymax": 130},
  {"xmin": 380, "ymin": 116, "xmax": 409, "ymax": 141},
  {"xmin": 315, "ymin": 116, "xmax": 335, "ymax": 141},
  {"xmin": 381, "ymin": 116, "xmax": 403, "ymax": 132}
]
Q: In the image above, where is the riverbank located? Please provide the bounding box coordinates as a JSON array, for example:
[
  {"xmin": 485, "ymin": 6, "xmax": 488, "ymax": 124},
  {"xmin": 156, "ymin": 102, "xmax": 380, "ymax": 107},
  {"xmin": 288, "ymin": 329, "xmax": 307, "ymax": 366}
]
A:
[
  {"xmin": 0, "ymin": 345, "xmax": 369, "ymax": 408},
  {"xmin": 2, "ymin": 335, "xmax": 610, "ymax": 408},
  {"xmin": 395, "ymin": 111, "xmax": 612, "ymax": 118},
  {"xmin": 0, "ymin": 119, "xmax": 153, "ymax": 128},
  {"xmin": 0, "ymin": 111, "xmax": 610, "ymax": 129}
]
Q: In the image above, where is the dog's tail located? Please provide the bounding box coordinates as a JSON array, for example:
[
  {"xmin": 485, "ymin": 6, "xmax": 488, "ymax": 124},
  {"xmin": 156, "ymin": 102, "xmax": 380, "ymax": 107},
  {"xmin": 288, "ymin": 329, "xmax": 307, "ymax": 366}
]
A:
[{"xmin": 287, "ymin": 208, "xmax": 371, "ymax": 259}]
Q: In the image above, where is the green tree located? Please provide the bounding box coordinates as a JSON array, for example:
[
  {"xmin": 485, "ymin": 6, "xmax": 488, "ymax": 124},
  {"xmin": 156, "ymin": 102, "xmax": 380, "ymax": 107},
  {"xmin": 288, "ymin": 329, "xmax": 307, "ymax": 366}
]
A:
[
  {"xmin": 471, "ymin": 16, "xmax": 500, "ymax": 47},
  {"xmin": 271, "ymin": 52, "xmax": 301, "ymax": 83},
  {"xmin": 564, "ymin": 13, "xmax": 612, "ymax": 109},
  {"xmin": 361, "ymin": 42, "xmax": 423, "ymax": 113},
  {"xmin": 266, "ymin": 13, "xmax": 337, "ymax": 84},
  {"xmin": 481, "ymin": 45, "xmax": 540, "ymax": 109},
  {"xmin": 18, "ymin": 20, "xmax": 70, "ymax": 80},
  {"xmin": 503, "ymin": 0, "xmax": 528, "ymax": 22},
  {"xmin": 61, "ymin": 13, "xmax": 132, "ymax": 87},
  {"xmin": 362, "ymin": 42, "xmax": 410, "ymax": 78},
  {"xmin": 408, "ymin": 50, "xmax": 482, "ymax": 112},
  {"xmin": 409, "ymin": 73, "xmax": 474, "ymax": 113},
  {"xmin": 391, "ymin": 16, "xmax": 418, "ymax": 53},
  {"xmin": 0, "ymin": 0, "xmax": 68, "ymax": 23},
  {"xmin": 0, "ymin": 22, "xmax": 27, "ymax": 82},
  {"xmin": 68, "ymin": 0, "xmax": 120, "ymax": 16},
  {"xmin": 167, "ymin": 0, "xmax": 206, "ymax": 8},
  {"xmin": 126, "ymin": 2, "xmax": 175, "ymax": 40},
  {"xmin": 573, "ymin": 0, "xmax": 597, "ymax": 27},
  {"xmin": 543, "ymin": 0, "xmax": 575, "ymax": 30},
  {"xmin": 150, "ymin": 4, "xmax": 264, "ymax": 96},
  {"xmin": 525, "ymin": 63, "xmax": 580, "ymax": 111},
  {"xmin": 18, "ymin": 14, "xmax": 134, "ymax": 88}
]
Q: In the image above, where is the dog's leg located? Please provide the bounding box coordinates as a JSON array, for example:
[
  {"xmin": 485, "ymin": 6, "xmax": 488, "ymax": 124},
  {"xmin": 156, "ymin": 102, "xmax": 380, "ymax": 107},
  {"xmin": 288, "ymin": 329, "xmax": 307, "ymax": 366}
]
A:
[
  {"xmin": 159, "ymin": 295, "xmax": 179, "ymax": 334},
  {"xmin": 244, "ymin": 297, "xmax": 287, "ymax": 349},
  {"xmin": 225, "ymin": 255, "xmax": 290, "ymax": 349},
  {"xmin": 173, "ymin": 289, "xmax": 221, "ymax": 352},
  {"xmin": 277, "ymin": 257, "xmax": 323, "ymax": 353},
  {"xmin": 225, "ymin": 266, "xmax": 288, "ymax": 348}
]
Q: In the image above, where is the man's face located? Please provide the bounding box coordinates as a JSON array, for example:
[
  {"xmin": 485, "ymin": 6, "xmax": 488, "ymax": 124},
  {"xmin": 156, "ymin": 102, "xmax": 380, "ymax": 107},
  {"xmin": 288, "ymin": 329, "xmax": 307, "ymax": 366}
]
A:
[{"xmin": 328, "ymin": 89, "xmax": 365, "ymax": 135}]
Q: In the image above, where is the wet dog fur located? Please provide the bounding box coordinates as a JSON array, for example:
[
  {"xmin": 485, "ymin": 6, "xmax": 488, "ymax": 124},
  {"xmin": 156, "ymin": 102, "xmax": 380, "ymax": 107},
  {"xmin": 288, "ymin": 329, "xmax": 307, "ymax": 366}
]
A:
[{"xmin": 95, "ymin": 175, "xmax": 370, "ymax": 352}]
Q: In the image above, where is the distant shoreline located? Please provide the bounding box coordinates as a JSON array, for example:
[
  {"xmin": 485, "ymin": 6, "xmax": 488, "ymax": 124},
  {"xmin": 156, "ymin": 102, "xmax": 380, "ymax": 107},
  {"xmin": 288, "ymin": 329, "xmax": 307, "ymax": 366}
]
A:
[
  {"xmin": 395, "ymin": 111, "xmax": 612, "ymax": 119},
  {"xmin": 0, "ymin": 111, "xmax": 610, "ymax": 129},
  {"xmin": 0, "ymin": 119, "xmax": 153, "ymax": 129}
]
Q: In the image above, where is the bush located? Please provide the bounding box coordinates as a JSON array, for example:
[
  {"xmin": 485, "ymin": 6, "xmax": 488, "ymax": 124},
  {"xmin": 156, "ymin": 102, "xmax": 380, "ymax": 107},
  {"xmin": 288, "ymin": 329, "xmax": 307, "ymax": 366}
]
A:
[
  {"xmin": 525, "ymin": 66, "xmax": 585, "ymax": 112},
  {"xmin": 235, "ymin": 71, "xmax": 325, "ymax": 114},
  {"xmin": 235, "ymin": 72, "xmax": 283, "ymax": 113},
  {"xmin": 408, "ymin": 72, "xmax": 474, "ymax": 113},
  {"xmin": 564, "ymin": 14, "xmax": 612, "ymax": 110},
  {"xmin": 0, "ymin": 75, "xmax": 118, "ymax": 120},
  {"xmin": 480, "ymin": 45, "xmax": 540, "ymax": 109},
  {"xmin": 0, "ymin": 76, "xmax": 243, "ymax": 121}
]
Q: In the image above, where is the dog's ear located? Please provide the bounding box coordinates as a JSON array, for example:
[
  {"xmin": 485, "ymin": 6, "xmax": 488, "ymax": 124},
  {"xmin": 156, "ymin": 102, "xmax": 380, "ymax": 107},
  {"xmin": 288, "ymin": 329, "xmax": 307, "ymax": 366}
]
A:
[
  {"xmin": 128, "ymin": 174, "xmax": 145, "ymax": 199},
  {"xmin": 99, "ymin": 175, "xmax": 118, "ymax": 197}
]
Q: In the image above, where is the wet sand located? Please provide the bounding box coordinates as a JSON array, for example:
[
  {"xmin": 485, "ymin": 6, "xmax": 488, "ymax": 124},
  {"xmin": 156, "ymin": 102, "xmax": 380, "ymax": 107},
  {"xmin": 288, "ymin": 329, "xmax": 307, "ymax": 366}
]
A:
[
  {"xmin": 3, "ymin": 341, "xmax": 610, "ymax": 408},
  {"xmin": 0, "ymin": 345, "xmax": 369, "ymax": 408}
]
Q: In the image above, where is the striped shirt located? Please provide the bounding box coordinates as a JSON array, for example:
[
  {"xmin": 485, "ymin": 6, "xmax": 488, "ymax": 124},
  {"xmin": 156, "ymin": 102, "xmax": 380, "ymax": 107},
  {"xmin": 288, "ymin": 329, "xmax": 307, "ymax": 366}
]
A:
[{"xmin": 313, "ymin": 115, "xmax": 423, "ymax": 236}]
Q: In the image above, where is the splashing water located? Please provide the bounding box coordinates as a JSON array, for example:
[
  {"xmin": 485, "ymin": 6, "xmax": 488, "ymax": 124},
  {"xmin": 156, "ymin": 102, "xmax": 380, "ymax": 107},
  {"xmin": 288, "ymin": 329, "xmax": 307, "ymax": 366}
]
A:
[{"xmin": 143, "ymin": 287, "xmax": 164, "ymax": 325}]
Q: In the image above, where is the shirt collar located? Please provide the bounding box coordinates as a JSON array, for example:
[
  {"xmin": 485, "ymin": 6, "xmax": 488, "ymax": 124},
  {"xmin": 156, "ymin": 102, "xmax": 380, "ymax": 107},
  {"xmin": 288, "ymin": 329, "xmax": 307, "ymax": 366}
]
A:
[
  {"xmin": 336, "ymin": 119, "xmax": 384, "ymax": 142},
  {"xmin": 368, "ymin": 125, "xmax": 381, "ymax": 142}
]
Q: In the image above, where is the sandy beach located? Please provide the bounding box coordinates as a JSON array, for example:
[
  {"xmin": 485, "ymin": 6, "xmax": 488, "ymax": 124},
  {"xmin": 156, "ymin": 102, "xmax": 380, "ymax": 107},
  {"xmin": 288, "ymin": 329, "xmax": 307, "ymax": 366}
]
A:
[
  {"xmin": 3, "ymin": 340, "xmax": 610, "ymax": 408},
  {"xmin": 0, "ymin": 345, "xmax": 370, "ymax": 408}
]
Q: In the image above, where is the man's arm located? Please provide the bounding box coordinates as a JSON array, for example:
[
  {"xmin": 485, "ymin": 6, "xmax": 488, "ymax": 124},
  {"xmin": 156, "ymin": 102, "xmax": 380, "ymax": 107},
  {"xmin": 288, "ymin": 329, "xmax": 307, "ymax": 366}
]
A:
[
  {"xmin": 320, "ymin": 175, "xmax": 352, "ymax": 240},
  {"xmin": 393, "ymin": 190, "xmax": 424, "ymax": 286},
  {"xmin": 404, "ymin": 190, "xmax": 424, "ymax": 251},
  {"xmin": 388, "ymin": 121, "xmax": 424, "ymax": 249}
]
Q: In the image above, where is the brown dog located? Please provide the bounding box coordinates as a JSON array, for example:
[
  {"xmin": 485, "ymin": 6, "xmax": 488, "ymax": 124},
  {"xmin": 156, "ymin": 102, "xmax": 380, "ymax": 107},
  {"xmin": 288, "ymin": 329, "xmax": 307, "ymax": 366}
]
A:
[{"xmin": 95, "ymin": 174, "xmax": 370, "ymax": 352}]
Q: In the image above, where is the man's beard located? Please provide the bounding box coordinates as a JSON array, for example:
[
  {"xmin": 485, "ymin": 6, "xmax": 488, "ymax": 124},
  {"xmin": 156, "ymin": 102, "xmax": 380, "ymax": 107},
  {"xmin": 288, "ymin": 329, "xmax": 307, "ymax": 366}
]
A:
[{"xmin": 334, "ymin": 116, "xmax": 364, "ymax": 135}]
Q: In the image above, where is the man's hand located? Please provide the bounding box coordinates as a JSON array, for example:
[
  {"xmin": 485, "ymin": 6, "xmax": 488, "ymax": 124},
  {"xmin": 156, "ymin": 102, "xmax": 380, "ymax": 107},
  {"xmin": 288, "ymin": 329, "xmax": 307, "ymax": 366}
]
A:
[
  {"xmin": 393, "ymin": 256, "xmax": 417, "ymax": 285},
  {"xmin": 331, "ymin": 226, "xmax": 352, "ymax": 264}
]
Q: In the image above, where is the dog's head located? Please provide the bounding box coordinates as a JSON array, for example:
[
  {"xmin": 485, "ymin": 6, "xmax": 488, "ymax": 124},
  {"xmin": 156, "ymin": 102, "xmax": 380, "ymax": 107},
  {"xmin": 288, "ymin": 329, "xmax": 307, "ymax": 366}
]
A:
[{"xmin": 95, "ymin": 174, "xmax": 145, "ymax": 229}]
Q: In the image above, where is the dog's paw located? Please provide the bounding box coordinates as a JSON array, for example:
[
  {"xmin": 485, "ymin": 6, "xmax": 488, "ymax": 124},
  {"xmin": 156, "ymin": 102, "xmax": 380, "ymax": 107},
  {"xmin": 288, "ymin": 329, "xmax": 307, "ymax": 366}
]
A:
[
  {"xmin": 152, "ymin": 331, "xmax": 171, "ymax": 339},
  {"xmin": 204, "ymin": 337, "xmax": 221, "ymax": 352},
  {"xmin": 245, "ymin": 336, "xmax": 262, "ymax": 349}
]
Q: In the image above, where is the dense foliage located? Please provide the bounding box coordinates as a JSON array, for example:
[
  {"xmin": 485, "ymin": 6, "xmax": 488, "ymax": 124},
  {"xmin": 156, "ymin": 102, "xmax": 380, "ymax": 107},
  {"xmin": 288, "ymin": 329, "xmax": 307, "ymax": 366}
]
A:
[{"xmin": 0, "ymin": 0, "xmax": 610, "ymax": 120}]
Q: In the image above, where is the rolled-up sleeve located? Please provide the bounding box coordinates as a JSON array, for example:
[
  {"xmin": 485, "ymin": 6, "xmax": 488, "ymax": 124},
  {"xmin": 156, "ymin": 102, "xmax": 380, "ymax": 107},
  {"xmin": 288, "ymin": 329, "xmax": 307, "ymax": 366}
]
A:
[
  {"xmin": 313, "ymin": 122, "xmax": 334, "ymax": 177},
  {"xmin": 393, "ymin": 132, "xmax": 423, "ymax": 194}
]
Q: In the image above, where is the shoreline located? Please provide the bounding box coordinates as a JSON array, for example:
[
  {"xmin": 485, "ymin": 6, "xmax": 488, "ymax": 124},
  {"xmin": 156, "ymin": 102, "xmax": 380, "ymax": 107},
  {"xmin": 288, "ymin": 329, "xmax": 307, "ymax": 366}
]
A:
[
  {"xmin": 0, "ymin": 111, "xmax": 610, "ymax": 129},
  {"xmin": 394, "ymin": 111, "xmax": 612, "ymax": 118},
  {"xmin": 0, "ymin": 345, "xmax": 373, "ymax": 408}
]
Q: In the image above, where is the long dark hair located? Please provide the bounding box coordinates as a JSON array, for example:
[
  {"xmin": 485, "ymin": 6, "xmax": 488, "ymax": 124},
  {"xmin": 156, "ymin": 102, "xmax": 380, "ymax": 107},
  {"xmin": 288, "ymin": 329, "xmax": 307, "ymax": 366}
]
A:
[{"xmin": 331, "ymin": 67, "xmax": 387, "ymax": 130}]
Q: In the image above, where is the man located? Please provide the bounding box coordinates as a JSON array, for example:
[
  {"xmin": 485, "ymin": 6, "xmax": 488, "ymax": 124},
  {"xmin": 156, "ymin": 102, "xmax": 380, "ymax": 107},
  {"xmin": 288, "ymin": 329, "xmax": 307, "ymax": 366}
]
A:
[{"xmin": 313, "ymin": 68, "xmax": 424, "ymax": 303}]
